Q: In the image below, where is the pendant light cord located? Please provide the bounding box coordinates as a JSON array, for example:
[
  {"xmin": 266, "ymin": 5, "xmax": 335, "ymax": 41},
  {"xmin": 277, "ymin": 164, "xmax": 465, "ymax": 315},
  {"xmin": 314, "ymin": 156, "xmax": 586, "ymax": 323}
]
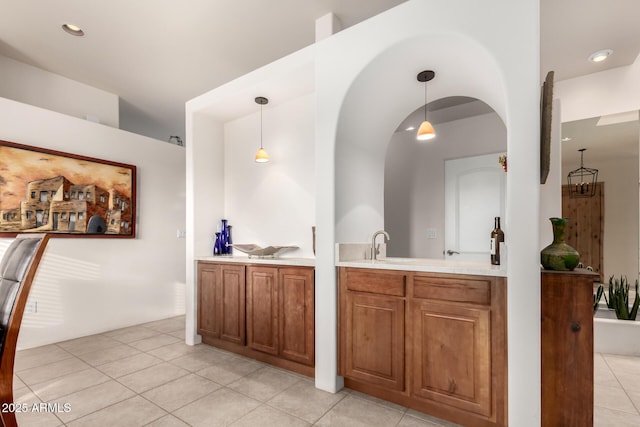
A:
[
  {"xmin": 260, "ymin": 103, "xmax": 263, "ymax": 149},
  {"xmin": 424, "ymin": 82, "xmax": 427, "ymax": 121}
]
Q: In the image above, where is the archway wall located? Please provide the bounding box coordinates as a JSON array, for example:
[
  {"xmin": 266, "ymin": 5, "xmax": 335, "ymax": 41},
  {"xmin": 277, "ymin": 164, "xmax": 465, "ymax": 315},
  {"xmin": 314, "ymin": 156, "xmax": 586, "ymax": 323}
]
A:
[{"xmin": 314, "ymin": 1, "xmax": 541, "ymax": 425}]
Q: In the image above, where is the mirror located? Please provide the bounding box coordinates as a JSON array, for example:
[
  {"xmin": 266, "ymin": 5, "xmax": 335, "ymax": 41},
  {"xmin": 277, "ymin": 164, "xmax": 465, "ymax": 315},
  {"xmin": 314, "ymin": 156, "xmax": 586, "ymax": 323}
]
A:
[
  {"xmin": 384, "ymin": 97, "xmax": 507, "ymax": 259},
  {"xmin": 561, "ymin": 111, "xmax": 640, "ymax": 283}
]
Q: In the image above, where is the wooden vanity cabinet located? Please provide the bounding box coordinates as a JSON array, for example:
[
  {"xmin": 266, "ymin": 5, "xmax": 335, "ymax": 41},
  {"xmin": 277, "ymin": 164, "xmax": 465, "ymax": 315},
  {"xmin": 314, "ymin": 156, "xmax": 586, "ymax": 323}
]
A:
[
  {"xmin": 246, "ymin": 266, "xmax": 315, "ymax": 366},
  {"xmin": 339, "ymin": 267, "xmax": 507, "ymax": 427},
  {"xmin": 197, "ymin": 261, "xmax": 314, "ymax": 376},
  {"xmin": 197, "ymin": 262, "xmax": 245, "ymax": 345},
  {"xmin": 410, "ymin": 274, "xmax": 503, "ymax": 423},
  {"xmin": 340, "ymin": 269, "xmax": 406, "ymax": 391}
]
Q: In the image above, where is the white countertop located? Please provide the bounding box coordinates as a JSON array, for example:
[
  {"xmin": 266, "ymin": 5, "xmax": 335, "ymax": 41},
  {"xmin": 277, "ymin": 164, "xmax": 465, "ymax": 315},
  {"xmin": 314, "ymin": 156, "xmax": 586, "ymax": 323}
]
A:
[
  {"xmin": 197, "ymin": 256, "xmax": 315, "ymax": 267},
  {"xmin": 336, "ymin": 257, "xmax": 507, "ymax": 277}
]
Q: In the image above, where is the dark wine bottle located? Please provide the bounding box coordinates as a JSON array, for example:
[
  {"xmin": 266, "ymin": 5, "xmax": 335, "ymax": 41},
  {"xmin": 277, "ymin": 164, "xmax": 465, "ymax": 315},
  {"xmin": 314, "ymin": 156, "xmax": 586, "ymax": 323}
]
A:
[{"xmin": 491, "ymin": 217, "xmax": 504, "ymax": 265}]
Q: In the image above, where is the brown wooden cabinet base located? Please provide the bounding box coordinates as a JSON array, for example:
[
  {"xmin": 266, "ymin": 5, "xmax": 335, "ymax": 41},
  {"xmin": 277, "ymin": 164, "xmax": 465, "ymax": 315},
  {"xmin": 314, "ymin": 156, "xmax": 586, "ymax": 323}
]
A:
[
  {"xmin": 541, "ymin": 269, "xmax": 596, "ymax": 426},
  {"xmin": 339, "ymin": 267, "xmax": 507, "ymax": 427},
  {"xmin": 197, "ymin": 261, "xmax": 314, "ymax": 378}
]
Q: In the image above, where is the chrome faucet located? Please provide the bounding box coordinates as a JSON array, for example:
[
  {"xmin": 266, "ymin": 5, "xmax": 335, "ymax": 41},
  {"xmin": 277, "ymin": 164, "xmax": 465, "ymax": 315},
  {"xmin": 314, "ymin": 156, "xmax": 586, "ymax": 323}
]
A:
[{"xmin": 371, "ymin": 230, "xmax": 390, "ymax": 261}]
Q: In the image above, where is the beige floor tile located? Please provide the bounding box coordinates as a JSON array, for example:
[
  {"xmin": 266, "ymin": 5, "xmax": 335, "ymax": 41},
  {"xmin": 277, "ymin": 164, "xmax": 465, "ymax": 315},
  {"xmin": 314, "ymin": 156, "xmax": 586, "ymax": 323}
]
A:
[
  {"xmin": 595, "ymin": 406, "xmax": 640, "ymax": 427},
  {"xmin": 53, "ymin": 380, "xmax": 136, "ymax": 423},
  {"xmin": 13, "ymin": 391, "xmax": 64, "ymax": 427},
  {"xmin": 145, "ymin": 414, "xmax": 191, "ymax": 426},
  {"xmin": 76, "ymin": 343, "xmax": 142, "ymax": 366},
  {"xmin": 56, "ymin": 335, "xmax": 120, "ymax": 356},
  {"xmin": 105, "ymin": 325, "xmax": 163, "ymax": 344},
  {"xmin": 13, "ymin": 374, "xmax": 27, "ymax": 391},
  {"xmin": 15, "ymin": 344, "xmax": 73, "ymax": 371},
  {"xmin": 173, "ymin": 388, "xmax": 261, "ymax": 427},
  {"xmin": 228, "ymin": 366, "xmax": 301, "ymax": 402},
  {"xmin": 66, "ymin": 395, "xmax": 167, "ymax": 427},
  {"xmin": 315, "ymin": 394, "xmax": 405, "ymax": 427},
  {"xmin": 97, "ymin": 352, "xmax": 164, "ymax": 378},
  {"xmin": 143, "ymin": 318, "xmax": 185, "ymax": 333},
  {"xmin": 595, "ymin": 383, "xmax": 638, "ymax": 414},
  {"xmin": 147, "ymin": 341, "xmax": 205, "ymax": 361},
  {"xmin": 196, "ymin": 356, "xmax": 265, "ymax": 385},
  {"xmin": 268, "ymin": 379, "xmax": 349, "ymax": 423},
  {"xmin": 142, "ymin": 373, "xmax": 221, "ymax": 412},
  {"xmin": 232, "ymin": 404, "xmax": 310, "ymax": 427},
  {"xmin": 167, "ymin": 328, "xmax": 185, "ymax": 340},
  {"xmin": 169, "ymin": 347, "xmax": 236, "ymax": 372},
  {"xmin": 594, "ymin": 353, "xmax": 621, "ymax": 387},
  {"xmin": 398, "ymin": 414, "xmax": 450, "ymax": 427},
  {"xmin": 349, "ymin": 389, "xmax": 408, "ymax": 413},
  {"xmin": 604, "ymin": 354, "xmax": 640, "ymax": 377},
  {"xmin": 18, "ymin": 356, "xmax": 91, "ymax": 386},
  {"xmin": 129, "ymin": 334, "xmax": 181, "ymax": 351},
  {"xmin": 31, "ymin": 368, "xmax": 111, "ymax": 402},
  {"xmin": 117, "ymin": 362, "xmax": 190, "ymax": 393},
  {"xmin": 404, "ymin": 410, "xmax": 463, "ymax": 427}
]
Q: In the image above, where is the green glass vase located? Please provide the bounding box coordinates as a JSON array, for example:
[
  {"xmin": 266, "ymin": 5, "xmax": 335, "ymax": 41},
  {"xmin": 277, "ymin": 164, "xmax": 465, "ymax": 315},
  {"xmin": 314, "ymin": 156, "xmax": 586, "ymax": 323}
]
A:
[{"xmin": 541, "ymin": 217, "xmax": 580, "ymax": 271}]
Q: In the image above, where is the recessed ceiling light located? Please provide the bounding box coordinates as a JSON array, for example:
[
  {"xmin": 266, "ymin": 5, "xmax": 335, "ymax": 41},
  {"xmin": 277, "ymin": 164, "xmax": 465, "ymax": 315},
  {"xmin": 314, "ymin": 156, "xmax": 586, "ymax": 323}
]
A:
[
  {"xmin": 405, "ymin": 126, "xmax": 415, "ymax": 131},
  {"xmin": 62, "ymin": 23, "xmax": 85, "ymax": 37},
  {"xmin": 562, "ymin": 137, "xmax": 572, "ymax": 142},
  {"xmin": 588, "ymin": 49, "xmax": 613, "ymax": 63}
]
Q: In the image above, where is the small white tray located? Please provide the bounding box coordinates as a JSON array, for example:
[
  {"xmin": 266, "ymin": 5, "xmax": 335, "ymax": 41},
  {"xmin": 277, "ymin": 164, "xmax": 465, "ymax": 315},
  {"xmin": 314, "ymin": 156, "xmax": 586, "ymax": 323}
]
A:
[{"xmin": 230, "ymin": 244, "xmax": 298, "ymax": 258}]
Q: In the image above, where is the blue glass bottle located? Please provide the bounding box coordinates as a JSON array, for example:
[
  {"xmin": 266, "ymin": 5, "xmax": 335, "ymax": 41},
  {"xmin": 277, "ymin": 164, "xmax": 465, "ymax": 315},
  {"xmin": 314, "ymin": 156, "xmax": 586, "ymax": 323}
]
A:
[
  {"xmin": 226, "ymin": 225, "xmax": 233, "ymax": 255},
  {"xmin": 213, "ymin": 232, "xmax": 222, "ymax": 255},
  {"xmin": 220, "ymin": 219, "xmax": 228, "ymax": 255}
]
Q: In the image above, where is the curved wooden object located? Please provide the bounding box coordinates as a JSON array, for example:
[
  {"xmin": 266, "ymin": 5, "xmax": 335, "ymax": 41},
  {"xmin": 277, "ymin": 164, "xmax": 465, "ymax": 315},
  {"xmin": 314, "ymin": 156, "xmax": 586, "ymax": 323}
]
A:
[{"xmin": 0, "ymin": 233, "xmax": 50, "ymax": 427}]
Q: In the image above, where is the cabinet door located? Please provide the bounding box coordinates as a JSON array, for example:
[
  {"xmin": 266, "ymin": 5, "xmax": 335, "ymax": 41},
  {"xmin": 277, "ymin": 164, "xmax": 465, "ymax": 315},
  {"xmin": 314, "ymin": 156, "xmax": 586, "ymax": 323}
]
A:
[
  {"xmin": 343, "ymin": 292, "xmax": 405, "ymax": 391},
  {"xmin": 197, "ymin": 263, "xmax": 221, "ymax": 338},
  {"xmin": 219, "ymin": 265, "xmax": 246, "ymax": 345},
  {"xmin": 278, "ymin": 267, "xmax": 314, "ymax": 366},
  {"xmin": 246, "ymin": 266, "xmax": 279, "ymax": 355},
  {"xmin": 411, "ymin": 300, "xmax": 491, "ymax": 417}
]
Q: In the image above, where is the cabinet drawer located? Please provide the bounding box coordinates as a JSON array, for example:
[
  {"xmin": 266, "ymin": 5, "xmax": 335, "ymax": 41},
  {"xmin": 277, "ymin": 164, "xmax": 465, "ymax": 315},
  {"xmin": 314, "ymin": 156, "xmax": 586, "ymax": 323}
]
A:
[
  {"xmin": 345, "ymin": 269, "xmax": 406, "ymax": 296},
  {"xmin": 414, "ymin": 275, "xmax": 491, "ymax": 305}
]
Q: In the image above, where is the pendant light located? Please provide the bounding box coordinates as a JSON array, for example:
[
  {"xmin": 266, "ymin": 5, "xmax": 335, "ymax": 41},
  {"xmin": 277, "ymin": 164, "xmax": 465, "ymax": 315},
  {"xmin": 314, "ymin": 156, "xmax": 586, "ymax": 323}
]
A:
[
  {"xmin": 567, "ymin": 148, "xmax": 598, "ymax": 198},
  {"xmin": 416, "ymin": 70, "xmax": 436, "ymax": 141},
  {"xmin": 255, "ymin": 96, "xmax": 269, "ymax": 163}
]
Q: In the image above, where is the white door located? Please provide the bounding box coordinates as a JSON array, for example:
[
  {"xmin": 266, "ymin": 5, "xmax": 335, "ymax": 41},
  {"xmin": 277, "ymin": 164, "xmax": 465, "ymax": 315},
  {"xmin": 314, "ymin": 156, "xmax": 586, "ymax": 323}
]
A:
[{"xmin": 444, "ymin": 152, "xmax": 506, "ymax": 261}]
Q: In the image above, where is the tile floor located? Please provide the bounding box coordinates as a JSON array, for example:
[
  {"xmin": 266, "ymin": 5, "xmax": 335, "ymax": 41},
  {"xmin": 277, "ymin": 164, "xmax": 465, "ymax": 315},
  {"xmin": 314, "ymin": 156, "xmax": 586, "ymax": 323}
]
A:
[{"xmin": 10, "ymin": 316, "xmax": 640, "ymax": 426}]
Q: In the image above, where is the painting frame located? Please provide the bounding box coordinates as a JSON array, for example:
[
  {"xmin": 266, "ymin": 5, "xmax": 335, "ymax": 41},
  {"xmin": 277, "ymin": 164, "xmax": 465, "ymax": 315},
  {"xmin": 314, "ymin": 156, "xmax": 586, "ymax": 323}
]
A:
[
  {"xmin": 0, "ymin": 140, "xmax": 136, "ymax": 238},
  {"xmin": 540, "ymin": 70, "xmax": 554, "ymax": 184}
]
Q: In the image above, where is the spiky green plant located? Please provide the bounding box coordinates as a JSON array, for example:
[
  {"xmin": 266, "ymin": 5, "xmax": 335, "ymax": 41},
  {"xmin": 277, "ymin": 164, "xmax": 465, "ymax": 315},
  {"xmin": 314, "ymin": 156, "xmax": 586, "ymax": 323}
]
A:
[
  {"xmin": 594, "ymin": 284, "xmax": 604, "ymax": 315},
  {"xmin": 610, "ymin": 276, "xmax": 640, "ymax": 320},
  {"xmin": 604, "ymin": 275, "xmax": 619, "ymax": 310}
]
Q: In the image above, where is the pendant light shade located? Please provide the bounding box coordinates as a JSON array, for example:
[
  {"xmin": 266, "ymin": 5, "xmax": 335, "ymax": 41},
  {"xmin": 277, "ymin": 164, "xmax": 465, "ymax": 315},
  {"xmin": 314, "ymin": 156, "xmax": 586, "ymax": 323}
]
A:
[
  {"xmin": 255, "ymin": 96, "xmax": 269, "ymax": 163},
  {"xmin": 417, "ymin": 120, "xmax": 436, "ymax": 141},
  {"xmin": 416, "ymin": 70, "xmax": 436, "ymax": 141},
  {"xmin": 567, "ymin": 148, "xmax": 598, "ymax": 198}
]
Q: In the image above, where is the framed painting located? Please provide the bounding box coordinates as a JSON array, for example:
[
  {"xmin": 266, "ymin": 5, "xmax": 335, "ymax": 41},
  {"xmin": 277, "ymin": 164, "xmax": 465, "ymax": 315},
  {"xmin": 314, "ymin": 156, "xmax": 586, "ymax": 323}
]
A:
[{"xmin": 0, "ymin": 140, "xmax": 136, "ymax": 238}]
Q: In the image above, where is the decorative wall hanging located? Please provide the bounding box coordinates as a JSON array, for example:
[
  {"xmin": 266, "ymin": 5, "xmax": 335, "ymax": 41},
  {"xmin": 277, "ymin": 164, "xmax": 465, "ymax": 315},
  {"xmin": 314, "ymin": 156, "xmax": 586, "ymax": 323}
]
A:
[
  {"xmin": 0, "ymin": 140, "xmax": 137, "ymax": 238},
  {"xmin": 540, "ymin": 70, "xmax": 554, "ymax": 184}
]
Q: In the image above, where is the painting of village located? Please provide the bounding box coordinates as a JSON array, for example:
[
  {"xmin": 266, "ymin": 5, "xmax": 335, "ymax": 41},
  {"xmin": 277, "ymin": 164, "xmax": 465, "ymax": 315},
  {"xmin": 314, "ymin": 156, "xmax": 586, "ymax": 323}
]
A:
[{"xmin": 0, "ymin": 140, "xmax": 136, "ymax": 237}]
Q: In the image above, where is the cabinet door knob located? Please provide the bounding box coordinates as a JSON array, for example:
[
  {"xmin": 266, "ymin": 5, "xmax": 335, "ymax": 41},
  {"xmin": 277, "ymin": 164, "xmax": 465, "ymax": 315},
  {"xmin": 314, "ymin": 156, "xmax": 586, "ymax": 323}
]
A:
[{"xmin": 571, "ymin": 322, "xmax": 581, "ymax": 332}]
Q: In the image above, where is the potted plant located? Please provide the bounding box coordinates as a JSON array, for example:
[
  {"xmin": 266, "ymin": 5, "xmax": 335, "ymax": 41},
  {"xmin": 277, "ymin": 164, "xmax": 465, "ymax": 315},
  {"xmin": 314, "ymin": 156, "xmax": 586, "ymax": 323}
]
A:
[{"xmin": 604, "ymin": 276, "xmax": 640, "ymax": 320}]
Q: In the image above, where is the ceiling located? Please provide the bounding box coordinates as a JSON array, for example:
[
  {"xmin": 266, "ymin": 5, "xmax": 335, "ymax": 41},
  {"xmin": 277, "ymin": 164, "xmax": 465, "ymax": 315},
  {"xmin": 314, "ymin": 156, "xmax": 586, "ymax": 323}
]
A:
[{"xmin": 0, "ymin": 0, "xmax": 639, "ymax": 143}]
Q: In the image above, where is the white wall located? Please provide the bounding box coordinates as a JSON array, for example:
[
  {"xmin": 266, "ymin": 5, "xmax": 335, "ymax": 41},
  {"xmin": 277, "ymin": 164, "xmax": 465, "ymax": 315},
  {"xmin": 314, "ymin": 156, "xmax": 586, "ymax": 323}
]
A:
[
  {"xmin": 224, "ymin": 94, "xmax": 315, "ymax": 258},
  {"xmin": 316, "ymin": 1, "xmax": 541, "ymax": 425},
  {"xmin": 0, "ymin": 55, "xmax": 119, "ymax": 128},
  {"xmin": 385, "ymin": 112, "xmax": 507, "ymax": 258},
  {"xmin": 0, "ymin": 97, "xmax": 186, "ymax": 349}
]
